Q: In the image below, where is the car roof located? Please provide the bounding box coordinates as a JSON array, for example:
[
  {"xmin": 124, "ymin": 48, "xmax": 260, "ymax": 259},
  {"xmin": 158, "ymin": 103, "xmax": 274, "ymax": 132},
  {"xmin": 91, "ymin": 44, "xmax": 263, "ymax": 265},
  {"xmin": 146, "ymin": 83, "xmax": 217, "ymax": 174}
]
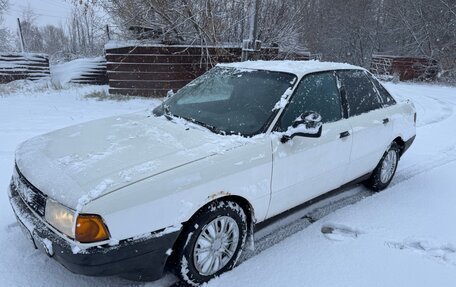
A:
[{"xmin": 217, "ymin": 60, "xmax": 366, "ymax": 79}]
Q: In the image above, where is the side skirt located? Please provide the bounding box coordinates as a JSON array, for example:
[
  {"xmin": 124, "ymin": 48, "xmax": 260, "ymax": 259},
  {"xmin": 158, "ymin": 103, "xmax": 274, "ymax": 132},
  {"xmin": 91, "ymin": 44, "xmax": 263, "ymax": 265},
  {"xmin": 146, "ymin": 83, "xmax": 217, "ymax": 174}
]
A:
[{"xmin": 255, "ymin": 173, "xmax": 372, "ymax": 231}]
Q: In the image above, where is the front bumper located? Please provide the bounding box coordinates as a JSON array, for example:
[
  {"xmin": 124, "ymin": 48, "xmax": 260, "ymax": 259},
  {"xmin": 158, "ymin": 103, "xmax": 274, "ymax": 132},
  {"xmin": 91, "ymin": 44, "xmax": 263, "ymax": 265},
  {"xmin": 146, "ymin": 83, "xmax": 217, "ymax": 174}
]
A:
[{"xmin": 8, "ymin": 182, "xmax": 180, "ymax": 281}]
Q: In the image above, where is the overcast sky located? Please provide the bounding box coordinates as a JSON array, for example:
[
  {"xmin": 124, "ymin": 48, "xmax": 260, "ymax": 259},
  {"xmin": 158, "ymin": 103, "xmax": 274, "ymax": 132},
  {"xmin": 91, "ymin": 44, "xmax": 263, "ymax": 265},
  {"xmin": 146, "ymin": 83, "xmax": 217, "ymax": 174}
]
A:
[{"xmin": 3, "ymin": 0, "xmax": 73, "ymax": 32}]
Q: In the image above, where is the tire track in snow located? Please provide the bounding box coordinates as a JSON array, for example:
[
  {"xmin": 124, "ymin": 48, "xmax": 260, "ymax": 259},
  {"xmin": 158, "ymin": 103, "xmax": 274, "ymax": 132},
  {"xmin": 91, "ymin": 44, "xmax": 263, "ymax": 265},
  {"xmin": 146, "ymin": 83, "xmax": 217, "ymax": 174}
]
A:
[
  {"xmin": 237, "ymin": 187, "xmax": 374, "ymax": 265},
  {"xmin": 415, "ymin": 96, "xmax": 453, "ymax": 127},
  {"xmin": 418, "ymin": 96, "xmax": 454, "ymax": 127},
  {"xmin": 394, "ymin": 92, "xmax": 456, "ymax": 184},
  {"xmin": 393, "ymin": 146, "xmax": 456, "ymax": 187}
]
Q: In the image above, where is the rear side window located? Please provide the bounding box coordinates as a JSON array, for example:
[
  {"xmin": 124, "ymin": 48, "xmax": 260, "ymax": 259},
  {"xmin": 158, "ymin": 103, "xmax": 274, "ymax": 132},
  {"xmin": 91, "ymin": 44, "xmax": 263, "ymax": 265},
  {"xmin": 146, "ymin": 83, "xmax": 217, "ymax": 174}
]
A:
[
  {"xmin": 279, "ymin": 72, "xmax": 342, "ymax": 130},
  {"xmin": 370, "ymin": 76, "xmax": 396, "ymax": 107},
  {"xmin": 337, "ymin": 70, "xmax": 383, "ymax": 117}
]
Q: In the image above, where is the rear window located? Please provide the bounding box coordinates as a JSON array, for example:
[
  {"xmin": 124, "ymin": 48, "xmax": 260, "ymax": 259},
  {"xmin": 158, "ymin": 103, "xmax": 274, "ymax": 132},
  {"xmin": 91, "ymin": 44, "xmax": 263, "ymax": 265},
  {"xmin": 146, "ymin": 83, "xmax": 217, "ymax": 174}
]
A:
[
  {"xmin": 337, "ymin": 70, "xmax": 383, "ymax": 117},
  {"xmin": 370, "ymin": 76, "xmax": 396, "ymax": 107}
]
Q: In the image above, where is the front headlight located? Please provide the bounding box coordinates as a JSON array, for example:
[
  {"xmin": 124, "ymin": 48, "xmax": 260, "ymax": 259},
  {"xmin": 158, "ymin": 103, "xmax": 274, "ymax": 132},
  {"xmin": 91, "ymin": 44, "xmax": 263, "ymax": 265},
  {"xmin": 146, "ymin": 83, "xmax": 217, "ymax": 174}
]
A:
[
  {"xmin": 45, "ymin": 199, "xmax": 110, "ymax": 243},
  {"xmin": 45, "ymin": 199, "xmax": 75, "ymax": 238}
]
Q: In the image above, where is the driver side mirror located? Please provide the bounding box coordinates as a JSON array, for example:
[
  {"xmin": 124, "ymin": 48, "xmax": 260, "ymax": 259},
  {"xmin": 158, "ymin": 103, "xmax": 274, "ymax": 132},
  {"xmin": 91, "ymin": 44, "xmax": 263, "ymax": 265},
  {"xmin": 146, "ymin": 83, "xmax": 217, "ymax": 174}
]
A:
[{"xmin": 281, "ymin": 111, "xmax": 322, "ymax": 143}]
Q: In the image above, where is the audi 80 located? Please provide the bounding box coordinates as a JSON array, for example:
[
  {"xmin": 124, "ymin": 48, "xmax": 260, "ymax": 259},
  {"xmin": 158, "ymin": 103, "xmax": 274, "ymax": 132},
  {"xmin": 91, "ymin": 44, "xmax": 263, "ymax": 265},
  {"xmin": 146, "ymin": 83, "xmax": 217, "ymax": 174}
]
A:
[{"xmin": 8, "ymin": 61, "xmax": 416, "ymax": 285}]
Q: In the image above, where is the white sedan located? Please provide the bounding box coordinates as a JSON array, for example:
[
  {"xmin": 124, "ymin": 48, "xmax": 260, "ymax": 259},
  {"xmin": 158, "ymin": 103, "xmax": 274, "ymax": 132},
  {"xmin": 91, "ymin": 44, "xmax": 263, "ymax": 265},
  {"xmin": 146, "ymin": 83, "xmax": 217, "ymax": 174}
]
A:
[{"xmin": 8, "ymin": 61, "xmax": 416, "ymax": 285}]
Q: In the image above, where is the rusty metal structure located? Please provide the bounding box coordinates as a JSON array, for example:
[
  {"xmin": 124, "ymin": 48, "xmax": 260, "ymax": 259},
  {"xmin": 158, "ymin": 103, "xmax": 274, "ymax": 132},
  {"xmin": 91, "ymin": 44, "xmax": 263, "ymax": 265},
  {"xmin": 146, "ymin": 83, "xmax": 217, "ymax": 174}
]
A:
[{"xmin": 370, "ymin": 54, "xmax": 439, "ymax": 81}]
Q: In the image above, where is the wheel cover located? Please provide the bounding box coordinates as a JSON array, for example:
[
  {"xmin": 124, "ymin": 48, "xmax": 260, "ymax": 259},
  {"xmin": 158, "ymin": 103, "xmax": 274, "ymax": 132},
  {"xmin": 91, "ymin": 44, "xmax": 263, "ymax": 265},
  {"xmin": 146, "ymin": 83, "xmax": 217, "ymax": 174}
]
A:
[
  {"xmin": 380, "ymin": 150, "xmax": 397, "ymax": 183},
  {"xmin": 193, "ymin": 216, "xmax": 240, "ymax": 276}
]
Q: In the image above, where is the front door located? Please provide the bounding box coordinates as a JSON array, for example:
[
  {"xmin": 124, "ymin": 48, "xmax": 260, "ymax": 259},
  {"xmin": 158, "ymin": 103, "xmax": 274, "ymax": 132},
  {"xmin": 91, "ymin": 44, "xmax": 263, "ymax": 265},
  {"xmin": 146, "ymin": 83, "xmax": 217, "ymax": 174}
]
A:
[{"xmin": 268, "ymin": 71, "xmax": 352, "ymax": 218}]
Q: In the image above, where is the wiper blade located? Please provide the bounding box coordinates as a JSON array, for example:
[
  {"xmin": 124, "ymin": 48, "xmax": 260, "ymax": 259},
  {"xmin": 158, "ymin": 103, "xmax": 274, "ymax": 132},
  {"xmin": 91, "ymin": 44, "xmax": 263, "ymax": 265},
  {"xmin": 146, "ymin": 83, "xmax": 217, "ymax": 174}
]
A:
[
  {"xmin": 162, "ymin": 109, "xmax": 227, "ymax": 135},
  {"xmin": 179, "ymin": 116, "xmax": 225, "ymax": 135}
]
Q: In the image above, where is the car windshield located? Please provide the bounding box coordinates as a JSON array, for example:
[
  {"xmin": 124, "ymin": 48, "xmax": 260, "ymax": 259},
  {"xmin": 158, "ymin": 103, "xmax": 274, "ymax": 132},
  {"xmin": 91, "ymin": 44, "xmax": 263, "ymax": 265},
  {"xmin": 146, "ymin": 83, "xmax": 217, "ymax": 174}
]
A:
[{"xmin": 154, "ymin": 67, "xmax": 296, "ymax": 136}]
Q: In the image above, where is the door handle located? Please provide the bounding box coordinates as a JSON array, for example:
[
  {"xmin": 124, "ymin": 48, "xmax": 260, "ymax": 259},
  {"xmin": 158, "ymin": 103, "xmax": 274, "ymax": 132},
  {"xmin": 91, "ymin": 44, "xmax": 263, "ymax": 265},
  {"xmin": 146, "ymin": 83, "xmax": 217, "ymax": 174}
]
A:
[
  {"xmin": 383, "ymin": 118, "xmax": 389, "ymax": 125},
  {"xmin": 340, "ymin": 131, "xmax": 350, "ymax": 138}
]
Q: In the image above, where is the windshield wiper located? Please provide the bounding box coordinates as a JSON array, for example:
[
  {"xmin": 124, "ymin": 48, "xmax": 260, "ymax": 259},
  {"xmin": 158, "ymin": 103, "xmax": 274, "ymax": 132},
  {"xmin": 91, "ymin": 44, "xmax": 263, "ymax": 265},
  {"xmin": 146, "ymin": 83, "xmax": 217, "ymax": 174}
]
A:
[
  {"xmin": 179, "ymin": 115, "xmax": 226, "ymax": 135},
  {"xmin": 161, "ymin": 105, "xmax": 226, "ymax": 135}
]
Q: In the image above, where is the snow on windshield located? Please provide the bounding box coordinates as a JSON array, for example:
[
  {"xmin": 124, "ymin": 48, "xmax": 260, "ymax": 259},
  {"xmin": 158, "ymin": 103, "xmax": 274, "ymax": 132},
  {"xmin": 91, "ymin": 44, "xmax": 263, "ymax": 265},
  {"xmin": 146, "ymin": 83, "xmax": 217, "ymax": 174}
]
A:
[{"xmin": 158, "ymin": 67, "xmax": 297, "ymax": 136}]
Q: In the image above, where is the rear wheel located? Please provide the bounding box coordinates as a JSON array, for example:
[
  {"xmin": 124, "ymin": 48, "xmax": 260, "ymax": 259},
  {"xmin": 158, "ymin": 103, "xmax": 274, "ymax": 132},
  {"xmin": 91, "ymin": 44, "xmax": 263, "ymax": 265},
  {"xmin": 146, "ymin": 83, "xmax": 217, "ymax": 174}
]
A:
[
  {"xmin": 365, "ymin": 142, "xmax": 400, "ymax": 191},
  {"xmin": 174, "ymin": 200, "xmax": 247, "ymax": 286}
]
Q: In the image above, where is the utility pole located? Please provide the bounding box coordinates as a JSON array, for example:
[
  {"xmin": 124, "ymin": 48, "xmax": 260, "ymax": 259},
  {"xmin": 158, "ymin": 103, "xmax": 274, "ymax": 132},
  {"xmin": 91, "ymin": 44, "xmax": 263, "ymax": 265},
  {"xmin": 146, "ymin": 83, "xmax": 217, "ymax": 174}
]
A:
[
  {"xmin": 17, "ymin": 18, "xmax": 26, "ymax": 53},
  {"xmin": 241, "ymin": 0, "xmax": 261, "ymax": 61},
  {"xmin": 248, "ymin": 0, "xmax": 259, "ymax": 44}
]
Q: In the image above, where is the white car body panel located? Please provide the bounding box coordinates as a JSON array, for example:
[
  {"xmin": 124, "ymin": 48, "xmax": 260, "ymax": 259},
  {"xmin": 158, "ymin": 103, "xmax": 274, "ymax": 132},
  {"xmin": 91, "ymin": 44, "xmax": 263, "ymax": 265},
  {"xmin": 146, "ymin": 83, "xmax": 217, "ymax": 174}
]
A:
[
  {"xmin": 83, "ymin": 137, "xmax": 272, "ymax": 240},
  {"xmin": 15, "ymin": 114, "xmax": 247, "ymax": 209},
  {"xmin": 390, "ymin": 101, "xmax": 417, "ymax": 142},
  {"xmin": 344, "ymin": 108, "xmax": 393, "ymax": 181},
  {"xmin": 268, "ymin": 119, "xmax": 353, "ymax": 218}
]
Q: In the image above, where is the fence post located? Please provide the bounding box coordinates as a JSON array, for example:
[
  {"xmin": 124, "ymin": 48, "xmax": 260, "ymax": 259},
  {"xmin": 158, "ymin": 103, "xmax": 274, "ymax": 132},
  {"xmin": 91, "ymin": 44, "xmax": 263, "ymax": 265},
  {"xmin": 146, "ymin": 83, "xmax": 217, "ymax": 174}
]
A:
[
  {"xmin": 106, "ymin": 25, "xmax": 111, "ymax": 41},
  {"xmin": 17, "ymin": 18, "xmax": 26, "ymax": 53},
  {"xmin": 241, "ymin": 0, "xmax": 260, "ymax": 61}
]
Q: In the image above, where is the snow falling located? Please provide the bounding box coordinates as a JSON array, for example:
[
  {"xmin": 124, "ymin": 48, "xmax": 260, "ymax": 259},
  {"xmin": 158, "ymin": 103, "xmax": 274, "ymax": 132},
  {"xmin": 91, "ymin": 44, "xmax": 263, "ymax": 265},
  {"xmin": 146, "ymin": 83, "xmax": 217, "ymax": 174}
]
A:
[{"xmin": 0, "ymin": 80, "xmax": 455, "ymax": 286}]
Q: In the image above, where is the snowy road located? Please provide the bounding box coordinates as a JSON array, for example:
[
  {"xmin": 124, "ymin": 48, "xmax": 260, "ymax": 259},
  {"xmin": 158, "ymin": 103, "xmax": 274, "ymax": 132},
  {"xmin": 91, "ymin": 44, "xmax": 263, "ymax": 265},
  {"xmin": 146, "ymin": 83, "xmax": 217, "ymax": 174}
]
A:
[{"xmin": 1, "ymin": 81, "xmax": 455, "ymax": 286}]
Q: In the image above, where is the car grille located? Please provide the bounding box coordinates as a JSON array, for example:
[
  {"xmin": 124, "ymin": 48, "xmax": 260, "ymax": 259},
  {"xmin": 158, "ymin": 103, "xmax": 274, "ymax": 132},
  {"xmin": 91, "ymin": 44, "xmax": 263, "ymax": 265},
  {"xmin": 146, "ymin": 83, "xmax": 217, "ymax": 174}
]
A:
[{"xmin": 13, "ymin": 164, "xmax": 47, "ymax": 217}]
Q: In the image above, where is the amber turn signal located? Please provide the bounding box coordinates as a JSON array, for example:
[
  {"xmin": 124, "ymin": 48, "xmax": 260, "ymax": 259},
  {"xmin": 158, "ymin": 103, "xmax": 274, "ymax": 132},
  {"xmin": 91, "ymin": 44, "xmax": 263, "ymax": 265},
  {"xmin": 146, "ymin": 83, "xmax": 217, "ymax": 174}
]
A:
[{"xmin": 75, "ymin": 214, "xmax": 110, "ymax": 243}]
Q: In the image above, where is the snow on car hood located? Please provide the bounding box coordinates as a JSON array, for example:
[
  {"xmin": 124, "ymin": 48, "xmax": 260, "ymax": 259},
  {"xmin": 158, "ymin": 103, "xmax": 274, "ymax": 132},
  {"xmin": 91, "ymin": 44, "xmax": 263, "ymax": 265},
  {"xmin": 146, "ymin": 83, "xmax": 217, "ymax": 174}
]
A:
[{"xmin": 15, "ymin": 112, "xmax": 246, "ymax": 210}]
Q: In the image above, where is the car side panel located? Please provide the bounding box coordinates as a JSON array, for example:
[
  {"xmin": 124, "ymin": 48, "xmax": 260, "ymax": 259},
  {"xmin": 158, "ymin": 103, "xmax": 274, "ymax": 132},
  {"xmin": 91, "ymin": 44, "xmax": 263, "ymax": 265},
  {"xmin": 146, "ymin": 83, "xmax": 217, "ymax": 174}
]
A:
[
  {"xmin": 344, "ymin": 100, "xmax": 415, "ymax": 183},
  {"xmin": 344, "ymin": 108, "xmax": 393, "ymax": 182},
  {"xmin": 82, "ymin": 138, "xmax": 272, "ymax": 241},
  {"xmin": 268, "ymin": 119, "xmax": 352, "ymax": 218},
  {"xmin": 389, "ymin": 101, "xmax": 416, "ymax": 144}
]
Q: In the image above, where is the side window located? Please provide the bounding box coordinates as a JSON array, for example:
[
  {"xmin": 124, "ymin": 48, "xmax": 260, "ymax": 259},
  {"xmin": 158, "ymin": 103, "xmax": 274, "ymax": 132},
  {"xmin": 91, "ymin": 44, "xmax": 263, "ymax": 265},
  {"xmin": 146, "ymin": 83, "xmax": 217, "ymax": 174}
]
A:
[
  {"xmin": 369, "ymin": 76, "xmax": 396, "ymax": 107},
  {"xmin": 337, "ymin": 70, "xmax": 383, "ymax": 117},
  {"xmin": 279, "ymin": 72, "xmax": 342, "ymax": 131}
]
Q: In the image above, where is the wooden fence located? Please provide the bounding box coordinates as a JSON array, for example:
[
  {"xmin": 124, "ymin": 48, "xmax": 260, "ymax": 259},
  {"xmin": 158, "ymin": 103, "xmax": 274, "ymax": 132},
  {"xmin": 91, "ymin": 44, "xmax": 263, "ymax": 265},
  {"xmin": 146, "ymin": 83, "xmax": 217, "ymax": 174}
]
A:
[
  {"xmin": 106, "ymin": 44, "xmax": 281, "ymax": 97},
  {"xmin": 370, "ymin": 55, "xmax": 439, "ymax": 81},
  {"xmin": 0, "ymin": 53, "xmax": 50, "ymax": 84}
]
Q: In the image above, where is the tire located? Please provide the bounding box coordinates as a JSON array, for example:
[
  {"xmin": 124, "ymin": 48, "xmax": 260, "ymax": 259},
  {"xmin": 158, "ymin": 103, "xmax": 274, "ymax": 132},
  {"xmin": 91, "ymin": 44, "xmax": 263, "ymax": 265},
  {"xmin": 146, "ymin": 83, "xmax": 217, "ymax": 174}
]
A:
[
  {"xmin": 174, "ymin": 200, "xmax": 248, "ymax": 286},
  {"xmin": 364, "ymin": 142, "xmax": 400, "ymax": 191}
]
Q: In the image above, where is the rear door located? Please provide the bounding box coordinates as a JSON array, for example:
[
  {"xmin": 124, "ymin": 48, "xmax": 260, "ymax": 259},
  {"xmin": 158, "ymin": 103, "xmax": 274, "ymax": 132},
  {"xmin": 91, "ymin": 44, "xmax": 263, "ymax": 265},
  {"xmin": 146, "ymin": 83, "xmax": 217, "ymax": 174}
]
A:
[
  {"xmin": 336, "ymin": 70, "xmax": 394, "ymax": 182},
  {"xmin": 268, "ymin": 71, "xmax": 352, "ymax": 218}
]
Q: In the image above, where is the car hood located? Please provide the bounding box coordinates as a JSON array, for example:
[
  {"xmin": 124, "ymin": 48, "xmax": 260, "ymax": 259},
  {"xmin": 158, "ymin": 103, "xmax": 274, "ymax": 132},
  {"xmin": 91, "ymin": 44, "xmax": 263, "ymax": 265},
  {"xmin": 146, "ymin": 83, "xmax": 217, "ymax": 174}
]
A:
[{"xmin": 15, "ymin": 112, "xmax": 247, "ymax": 210}]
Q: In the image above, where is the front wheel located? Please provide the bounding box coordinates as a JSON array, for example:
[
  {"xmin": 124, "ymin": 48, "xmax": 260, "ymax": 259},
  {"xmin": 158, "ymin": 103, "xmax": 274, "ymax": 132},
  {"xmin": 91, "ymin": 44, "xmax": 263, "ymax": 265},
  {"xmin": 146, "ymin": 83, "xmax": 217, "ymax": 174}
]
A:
[
  {"xmin": 364, "ymin": 142, "xmax": 400, "ymax": 191},
  {"xmin": 174, "ymin": 200, "xmax": 247, "ymax": 286}
]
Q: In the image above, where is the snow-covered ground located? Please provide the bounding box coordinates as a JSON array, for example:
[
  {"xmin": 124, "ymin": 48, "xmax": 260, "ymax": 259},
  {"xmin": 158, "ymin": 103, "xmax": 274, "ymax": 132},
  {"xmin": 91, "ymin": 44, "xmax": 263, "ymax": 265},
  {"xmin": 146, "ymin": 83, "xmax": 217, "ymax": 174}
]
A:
[{"xmin": 1, "ymin": 80, "xmax": 455, "ymax": 286}]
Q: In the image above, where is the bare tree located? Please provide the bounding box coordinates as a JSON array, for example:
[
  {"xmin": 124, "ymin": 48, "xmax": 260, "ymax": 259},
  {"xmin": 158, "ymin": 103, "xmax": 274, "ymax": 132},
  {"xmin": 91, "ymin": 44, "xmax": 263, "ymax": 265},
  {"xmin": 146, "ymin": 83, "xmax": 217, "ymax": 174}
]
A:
[
  {"xmin": 0, "ymin": 0, "xmax": 12, "ymax": 51},
  {"xmin": 41, "ymin": 25, "xmax": 70, "ymax": 59},
  {"xmin": 67, "ymin": 4, "xmax": 107, "ymax": 57},
  {"xmin": 99, "ymin": 0, "xmax": 308, "ymax": 51},
  {"xmin": 383, "ymin": 0, "xmax": 456, "ymax": 77},
  {"xmin": 13, "ymin": 5, "xmax": 71, "ymax": 61},
  {"xmin": 19, "ymin": 5, "xmax": 44, "ymax": 53},
  {"xmin": 77, "ymin": 0, "xmax": 456, "ymax": 80},
  {"xmin": 0, "ymin": 0, "xmax": 7, "ymax": 12}
]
